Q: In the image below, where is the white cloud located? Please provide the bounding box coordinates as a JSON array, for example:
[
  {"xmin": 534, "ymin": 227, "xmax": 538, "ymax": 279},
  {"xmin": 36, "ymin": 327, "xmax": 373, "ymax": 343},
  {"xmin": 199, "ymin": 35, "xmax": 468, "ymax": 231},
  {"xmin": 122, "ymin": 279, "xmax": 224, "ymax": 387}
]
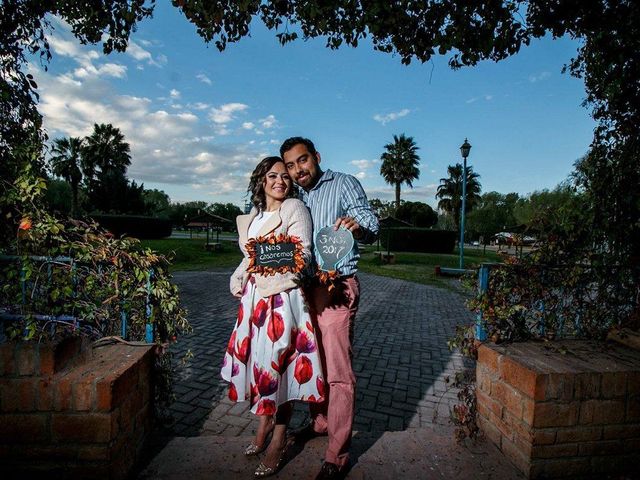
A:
[
  {"xmin": 466, "ymin": 95, "xmax": 493, "ymax": 104},
  {"xmin": 196, "ymin": 73, "xmax": 212, "ymax": 85},
  {"xmin": 48, "ymin": 33, "xmax": 126, "ymax": 80},
  {"xmin": 242, "ymin": 122, "xmax": 255, "ymax": 130},
  {"xmin": 189, "ymin": 102, "xmax": 210, "ymax": 111},
  {"xmin": 355, "ymin": 172, "xmax": 367, "ymax": 180},
  {"xmin": 373, "ymin": 108, "xmax": 410, "ymax": 125},
  {"xmin": 209, "ymin": 103, "xmax": 249, "ymax": 124},
  {"xmin": 127, "ymin": 41, "xmax": 153, "ymax": 62},
  {"xmin": 350, "ymin": 159, "xmax": 378, "ymax": 170},
  {"xmin": 170, "ymin": 89, "xmax": 181, "ymax": 99},
  {"xmin": 126, "ymin": 40, "xmax": 167, "ymax": 67},
  {"xmin": 259, "ymin": 114, "xmax": 278, "ymax": 129},
  {"xmin": 37, "ymin": 68, "xmax": 262, "ymax": 197},
  {"xmin": 529, "ymin": 71, "xmax": 551, "ymax": 83}
]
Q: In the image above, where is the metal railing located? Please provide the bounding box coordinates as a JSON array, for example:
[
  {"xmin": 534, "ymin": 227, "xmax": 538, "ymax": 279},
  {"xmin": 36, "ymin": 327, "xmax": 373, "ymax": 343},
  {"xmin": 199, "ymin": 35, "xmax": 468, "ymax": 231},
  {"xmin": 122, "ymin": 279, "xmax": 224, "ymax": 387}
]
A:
[
  {"xmin": 475, "ymin": 262, "xmax": 639, "ymax": 341},
  {"xmin": 0, "ymin": 255, "xmax": 154, "ymax": 343}
]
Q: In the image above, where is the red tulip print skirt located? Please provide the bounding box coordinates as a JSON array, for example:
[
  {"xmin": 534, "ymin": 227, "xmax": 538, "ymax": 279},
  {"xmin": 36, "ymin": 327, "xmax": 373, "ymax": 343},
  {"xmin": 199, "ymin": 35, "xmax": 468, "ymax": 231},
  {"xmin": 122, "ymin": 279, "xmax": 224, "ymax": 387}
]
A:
[{"xmin": 220, "ymin": 277, "xmax": 325, "ymax": 415}]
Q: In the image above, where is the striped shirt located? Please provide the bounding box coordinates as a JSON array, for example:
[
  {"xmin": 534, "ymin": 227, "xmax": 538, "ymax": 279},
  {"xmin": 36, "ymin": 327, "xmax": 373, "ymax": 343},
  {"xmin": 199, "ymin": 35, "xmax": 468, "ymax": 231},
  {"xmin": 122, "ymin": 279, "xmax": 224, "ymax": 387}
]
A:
[{"xmin": 299, "ymin": 169, "xmax": 379, "ymax": 275}]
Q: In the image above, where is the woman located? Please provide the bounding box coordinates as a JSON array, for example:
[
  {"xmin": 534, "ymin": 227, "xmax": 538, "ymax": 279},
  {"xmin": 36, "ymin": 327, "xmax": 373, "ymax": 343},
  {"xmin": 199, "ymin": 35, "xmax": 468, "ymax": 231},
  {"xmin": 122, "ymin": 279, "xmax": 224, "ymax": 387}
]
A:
[{"xmin": 221, "ymin": 156, "xmax": 324, "ymax": 477}]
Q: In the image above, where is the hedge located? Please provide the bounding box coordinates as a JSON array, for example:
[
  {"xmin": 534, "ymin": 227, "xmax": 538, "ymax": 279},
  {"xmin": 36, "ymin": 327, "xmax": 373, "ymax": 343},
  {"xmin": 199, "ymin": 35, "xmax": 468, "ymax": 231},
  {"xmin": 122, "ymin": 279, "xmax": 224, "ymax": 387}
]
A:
[
  {"xmin": 91, "ymin": 214, "xmax": 172, "ymax": 240},
  {"xmin": 379, "ymin": 227, "xmax": 456, "ymax": 253}
]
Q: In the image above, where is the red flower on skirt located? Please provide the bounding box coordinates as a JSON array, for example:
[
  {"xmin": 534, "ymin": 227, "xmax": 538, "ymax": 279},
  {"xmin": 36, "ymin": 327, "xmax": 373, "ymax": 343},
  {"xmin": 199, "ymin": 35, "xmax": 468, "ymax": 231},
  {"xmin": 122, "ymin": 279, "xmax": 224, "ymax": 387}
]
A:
[
  {"xmin": 256, "ymin": 399, "xmax": 276, "ymax": 416},
  {"xmin": 267, "ymin": 311, "xmax": 285, "ymax": 342},
  {"xmin": 228, "ymin": 383, "xmax": 238, "ymax": 401},
  {"xmin": 226, "ymin": 330, "xmax": 236, "ymax": 355},
  {"xmin": 294, "ymin": 355, "xmax": 313, "ymax": 385},
  {"xmin": 253, "ymin": 299, "xmax": 269, "ymax": 327},
  {"xmin": 272, "ymin": 344, "xmax": 297, "ymax": 374},
  {"xmin": 255, "ymin": 366, "xmax": 278, "ymax": 396},
  {"xmin": 236, "ymin": 303, "xmax": 244, "ymax": 327},
  {"xmin": 295, "ymin": 330, "xmax": 316, "ymax": 353},
  {"xmin": 235, "ymin": 336, "xmax": 250, "ymax": 364}
]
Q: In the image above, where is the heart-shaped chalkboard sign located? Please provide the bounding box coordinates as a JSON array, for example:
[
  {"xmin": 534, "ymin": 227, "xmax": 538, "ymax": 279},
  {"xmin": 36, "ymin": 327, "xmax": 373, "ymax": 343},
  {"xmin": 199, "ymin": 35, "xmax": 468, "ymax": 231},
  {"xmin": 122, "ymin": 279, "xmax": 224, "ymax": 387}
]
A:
[{"xmin": 315, "ymin": 226, "xmax": 354, "ymax": 271}]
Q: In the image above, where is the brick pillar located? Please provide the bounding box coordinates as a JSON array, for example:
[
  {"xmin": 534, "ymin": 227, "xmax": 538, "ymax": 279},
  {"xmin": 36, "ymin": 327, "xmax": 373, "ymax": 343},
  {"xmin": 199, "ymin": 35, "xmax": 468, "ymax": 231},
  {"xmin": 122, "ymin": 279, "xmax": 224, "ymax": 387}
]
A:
[
  {"xmin": 476, "ymin": 340, "xmax": 640, "ymax": 479},
  {"xmin": 0, "ymin": 338, "xmax": 155, "ymax": 479}
]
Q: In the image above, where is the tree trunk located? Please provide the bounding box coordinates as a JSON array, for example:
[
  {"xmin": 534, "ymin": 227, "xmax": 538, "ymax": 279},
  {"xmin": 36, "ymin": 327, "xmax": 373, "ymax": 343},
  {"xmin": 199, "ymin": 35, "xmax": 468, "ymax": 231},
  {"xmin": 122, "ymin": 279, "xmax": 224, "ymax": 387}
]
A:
[{"xmin": 395, "ymin": 183, "xmax": 401, "ymax": 212}]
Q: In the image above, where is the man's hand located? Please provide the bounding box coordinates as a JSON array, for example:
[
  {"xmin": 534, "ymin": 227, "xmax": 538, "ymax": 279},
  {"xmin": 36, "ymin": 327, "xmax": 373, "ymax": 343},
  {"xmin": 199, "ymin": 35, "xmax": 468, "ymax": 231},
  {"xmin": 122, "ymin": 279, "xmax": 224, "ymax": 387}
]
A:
[{"xmin": 334, "ymin": 216, "xmax": 363, "ymax": 240}]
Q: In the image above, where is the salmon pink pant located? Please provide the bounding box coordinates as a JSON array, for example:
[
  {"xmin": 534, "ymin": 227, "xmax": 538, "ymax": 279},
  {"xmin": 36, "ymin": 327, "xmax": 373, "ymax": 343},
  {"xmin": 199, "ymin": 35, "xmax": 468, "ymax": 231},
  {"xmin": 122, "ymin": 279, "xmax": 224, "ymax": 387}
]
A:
[{"xmin": 307, "ymin": 275, "xmax": 360, "ymax": 468}]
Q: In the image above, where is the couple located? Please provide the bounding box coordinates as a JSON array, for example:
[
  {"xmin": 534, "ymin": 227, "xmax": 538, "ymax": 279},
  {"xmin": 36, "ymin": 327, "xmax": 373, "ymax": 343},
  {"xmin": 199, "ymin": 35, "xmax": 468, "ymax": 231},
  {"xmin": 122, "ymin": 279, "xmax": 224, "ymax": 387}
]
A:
[{"xmin": 220, "ymin": 137, "xmax": 379, "ymax": 479}]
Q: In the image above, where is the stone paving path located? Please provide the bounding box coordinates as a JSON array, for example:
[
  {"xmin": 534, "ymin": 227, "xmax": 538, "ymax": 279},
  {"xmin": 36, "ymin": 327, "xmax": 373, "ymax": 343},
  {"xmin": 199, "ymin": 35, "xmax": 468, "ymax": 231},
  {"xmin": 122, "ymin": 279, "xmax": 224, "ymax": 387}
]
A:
[{"xmin": 165, "ymin": 270, "xmax": 475, "ymax": 439}]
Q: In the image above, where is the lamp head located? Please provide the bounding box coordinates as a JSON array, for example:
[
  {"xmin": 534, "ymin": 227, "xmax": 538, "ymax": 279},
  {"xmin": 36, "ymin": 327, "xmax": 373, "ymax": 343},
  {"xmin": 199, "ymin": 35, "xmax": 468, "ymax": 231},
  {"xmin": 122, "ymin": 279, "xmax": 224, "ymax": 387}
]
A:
[{"xmin": 460, "ymin": 138, "xmax": 472, "ymax": 159}]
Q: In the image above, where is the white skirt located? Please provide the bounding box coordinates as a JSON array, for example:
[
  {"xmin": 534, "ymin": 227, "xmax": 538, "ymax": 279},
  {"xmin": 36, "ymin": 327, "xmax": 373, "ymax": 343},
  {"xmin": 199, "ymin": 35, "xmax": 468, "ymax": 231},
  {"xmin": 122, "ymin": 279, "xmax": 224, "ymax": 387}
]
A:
[{"xmin": 220, "ymin": 276, "xmax": 325, "ymax": 415}]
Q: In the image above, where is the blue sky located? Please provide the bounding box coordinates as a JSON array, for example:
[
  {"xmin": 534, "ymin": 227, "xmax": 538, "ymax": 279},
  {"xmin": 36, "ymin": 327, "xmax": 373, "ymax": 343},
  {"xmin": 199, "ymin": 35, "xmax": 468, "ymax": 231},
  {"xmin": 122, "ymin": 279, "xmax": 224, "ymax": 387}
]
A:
[{"xmin": 33, "ymin": 3, "xmax": 595, "ymax": 209}]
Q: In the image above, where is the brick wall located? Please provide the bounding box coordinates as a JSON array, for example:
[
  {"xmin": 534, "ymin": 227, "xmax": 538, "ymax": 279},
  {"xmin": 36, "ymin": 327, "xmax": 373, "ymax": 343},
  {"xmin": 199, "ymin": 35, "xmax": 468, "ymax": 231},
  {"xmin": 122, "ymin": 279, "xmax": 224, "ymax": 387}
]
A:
[
  {"xmin": 0, "ymin": 337, "xmax": 155, "ymax": 479},
  {"xmin": 476, "ymin": 340, "xmax": 640, "ymax": 479}
]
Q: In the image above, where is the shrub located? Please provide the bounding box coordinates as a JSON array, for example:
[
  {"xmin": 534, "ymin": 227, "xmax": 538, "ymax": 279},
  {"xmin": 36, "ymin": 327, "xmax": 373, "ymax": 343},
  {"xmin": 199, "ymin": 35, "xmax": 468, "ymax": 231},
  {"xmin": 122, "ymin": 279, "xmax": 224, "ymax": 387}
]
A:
[{"xmin": 380, "ymin": 227, "xmax": 456, "ymax": 253}]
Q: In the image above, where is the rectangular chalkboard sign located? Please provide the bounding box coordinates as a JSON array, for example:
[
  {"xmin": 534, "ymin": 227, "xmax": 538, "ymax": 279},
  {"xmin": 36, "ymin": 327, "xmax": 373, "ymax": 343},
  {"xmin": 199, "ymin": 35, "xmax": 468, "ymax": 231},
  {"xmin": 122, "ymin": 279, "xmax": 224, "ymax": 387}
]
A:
[
  {"xmin": 246, "ymin": 234, "xmax": 304, "ymax": 275},
  {"xmin": 255, "ymin": 241, "xmax": 296, "ymax": 268}
]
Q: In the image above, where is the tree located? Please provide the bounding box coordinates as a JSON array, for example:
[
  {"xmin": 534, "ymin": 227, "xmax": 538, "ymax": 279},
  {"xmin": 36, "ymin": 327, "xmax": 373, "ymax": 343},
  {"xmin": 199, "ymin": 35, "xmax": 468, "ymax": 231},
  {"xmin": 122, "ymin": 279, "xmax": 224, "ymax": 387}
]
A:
[
  {"xmin": 143, "ymin": 189, "xmax": 171, "ymax": 217},
  {"xmin": 2, "ymin": 0, "xmax": 639, "ymax": 273},
  {"xmin": 82, "ymin": 123, "xmax": 131, "ymax": 183},
  {"xmin": 466, "ymin": 192, "xmax": 519, "ymax": 246},
  {"xmin": 395, "ymin": 201, "xmax": 438, "ymax": 228},
  {"xmin": 368, "ymin": 198, "xmax": 395, "ymax": 219},
  {"xmin": 81, "ymin": 123, "xmax": 133, "ymax": 213},
  {"xmin": 50, "ymin": 137, "xmax": 84, "ymax": 216},
  {"xmin": 209, "ymin": 203, "xmax": 243, "ymax": 222},
  {"xmin": 44, "ymin": 179, "xmax": 72, "ymax": 215},
  {"xmin": 436, "ymin": 164, "xmax": 482, "ymax": 235},
  {"xmin": 379, "ymin": 134, "xmax": 420, "ymax": 211},
  {"xmin": 1, "ymin": 0, "xmax": 153, "ymax": 189}
]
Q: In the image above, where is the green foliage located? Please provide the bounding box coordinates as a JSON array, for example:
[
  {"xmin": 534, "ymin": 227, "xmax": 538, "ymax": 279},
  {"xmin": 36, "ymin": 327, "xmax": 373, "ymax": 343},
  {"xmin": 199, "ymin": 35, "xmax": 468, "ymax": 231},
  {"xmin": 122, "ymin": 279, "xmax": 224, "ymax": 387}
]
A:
[
  {"xmin": 50, "ymin": 137, "xmax": 84, "ymax": 216},
  {"xmin": 44, "ymin": 179, "xmax": 73, "ymax": 216},
  {"xmin": 381, "ymin": 227, "xmax": 456, "ymax": 254},
  {"xmin": 368, "ymin": 198, "xmax": 395, "ymax": 219},
  {"xmin": 143, "ymin": 189, "xmax": 171, "ymax": 217},
  {"xmin": 379, "ymin": 134, "xmax": 421, "ymax": 211},
  {"xmin": 466, "ymin": 191, "xmax": 519, "ymax": 243},
  {"xmin": 436, "ymin": 163, "xmax": 482, "ymax": 232},
  {"xmin": 1, "ymin": 168, "xmax": 190, "ymax": 344},
  {"xmin": 395, "ymin": 201, "xmax": 438, "ymax": 228}
]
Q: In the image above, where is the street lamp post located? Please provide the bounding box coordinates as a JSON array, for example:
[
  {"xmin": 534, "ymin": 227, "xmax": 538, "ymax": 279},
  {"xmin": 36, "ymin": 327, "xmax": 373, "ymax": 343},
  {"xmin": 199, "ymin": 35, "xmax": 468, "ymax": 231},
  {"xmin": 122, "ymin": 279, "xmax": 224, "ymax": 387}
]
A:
[{"xmin": 459, "ymin": 138, "xmax": 472, "ymax": 269}]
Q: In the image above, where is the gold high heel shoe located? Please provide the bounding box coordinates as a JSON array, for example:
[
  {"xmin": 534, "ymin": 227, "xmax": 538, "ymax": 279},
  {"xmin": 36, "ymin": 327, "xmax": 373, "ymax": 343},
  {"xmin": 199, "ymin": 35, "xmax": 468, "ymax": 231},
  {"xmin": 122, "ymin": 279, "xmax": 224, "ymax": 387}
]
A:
[
  {"xmin": 253, "ymin": 443, "xmax": 287, "ymax": 478},
  {"xmin": 244, "ymin": 416, "xmax": 275, "ymax": 457}
]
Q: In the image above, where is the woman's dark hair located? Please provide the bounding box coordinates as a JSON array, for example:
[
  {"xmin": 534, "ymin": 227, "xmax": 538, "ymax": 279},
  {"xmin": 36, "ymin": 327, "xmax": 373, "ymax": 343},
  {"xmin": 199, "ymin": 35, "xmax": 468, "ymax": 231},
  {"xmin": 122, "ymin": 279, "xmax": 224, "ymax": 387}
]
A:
[{"xmin": 248, "ymin": 156, "xmax": 297, "ymax": 211}]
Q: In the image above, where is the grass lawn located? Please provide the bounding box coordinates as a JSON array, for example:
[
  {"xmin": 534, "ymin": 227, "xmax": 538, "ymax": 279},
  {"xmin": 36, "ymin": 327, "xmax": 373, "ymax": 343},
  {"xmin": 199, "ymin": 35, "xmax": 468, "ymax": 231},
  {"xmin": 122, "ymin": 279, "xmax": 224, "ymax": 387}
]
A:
[
  {"xmin": 140, "ymin": 238, "xmax": 243, "ymax": 271},
  {"xmin": 358, "ymin": 246, "xmax": 501, "ymax": 289},
  {"xmin": 141, "ymin": 237, "xmax": 502, "ymax": 288}
]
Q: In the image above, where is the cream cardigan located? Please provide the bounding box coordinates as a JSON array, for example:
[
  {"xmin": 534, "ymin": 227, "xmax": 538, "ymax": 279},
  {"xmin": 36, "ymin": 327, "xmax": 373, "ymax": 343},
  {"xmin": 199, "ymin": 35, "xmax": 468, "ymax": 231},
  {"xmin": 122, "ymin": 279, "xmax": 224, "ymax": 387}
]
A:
[{"xmin": 229, "ymin": 198, "xmax": 313, "ymax": 298}]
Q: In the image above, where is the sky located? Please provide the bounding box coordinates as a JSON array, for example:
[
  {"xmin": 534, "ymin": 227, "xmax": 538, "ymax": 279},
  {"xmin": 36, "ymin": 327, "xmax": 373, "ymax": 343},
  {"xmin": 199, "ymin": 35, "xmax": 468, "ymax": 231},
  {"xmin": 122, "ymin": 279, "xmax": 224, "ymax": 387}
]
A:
[{"xmin": 32, "ymin": 3, "xmax": 596, "ymax": 210}]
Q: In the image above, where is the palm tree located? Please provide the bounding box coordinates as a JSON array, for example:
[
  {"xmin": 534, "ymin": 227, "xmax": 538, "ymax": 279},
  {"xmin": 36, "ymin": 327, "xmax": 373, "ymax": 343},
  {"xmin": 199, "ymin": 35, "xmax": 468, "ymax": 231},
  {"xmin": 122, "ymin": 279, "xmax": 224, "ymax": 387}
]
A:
[
  {"xmin": 50, "ymin": 136, "xmax": 84, "ymax": 216},
  {"xmin": 436, "ymin": 163, "xmax": 482, "ymax": 234},
  {"xmin": 379, "ymin": 134, "xmax": 421, "ymax": 211},
  {"xmin": 82, "ymin": 123, "xmax": 131, "ymax": 183}
]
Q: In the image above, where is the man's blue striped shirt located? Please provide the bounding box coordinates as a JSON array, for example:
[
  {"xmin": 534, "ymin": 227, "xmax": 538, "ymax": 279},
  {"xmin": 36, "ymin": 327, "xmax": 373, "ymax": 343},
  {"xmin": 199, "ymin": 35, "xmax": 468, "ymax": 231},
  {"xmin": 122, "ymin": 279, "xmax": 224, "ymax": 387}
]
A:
[{"xmin": 299, "ymin": 169, "xmax": 379, "ymax": 275}]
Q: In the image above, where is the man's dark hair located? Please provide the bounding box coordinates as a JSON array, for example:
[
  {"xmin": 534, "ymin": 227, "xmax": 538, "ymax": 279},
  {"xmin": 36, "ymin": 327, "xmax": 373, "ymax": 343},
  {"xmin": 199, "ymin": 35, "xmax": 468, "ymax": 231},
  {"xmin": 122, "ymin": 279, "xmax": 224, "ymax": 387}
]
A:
[
  {"xmin": 279, "ymin": 137, "xmax": 317, "ymax": 159},
  {"xmin": 248, "ymin": 156, "xmax": 297, "ymax": 211}
]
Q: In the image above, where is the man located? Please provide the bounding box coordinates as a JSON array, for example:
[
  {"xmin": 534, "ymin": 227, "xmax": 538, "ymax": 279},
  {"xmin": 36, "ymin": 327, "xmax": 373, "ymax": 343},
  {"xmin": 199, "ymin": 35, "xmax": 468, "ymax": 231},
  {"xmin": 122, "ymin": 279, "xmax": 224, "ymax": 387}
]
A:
[{"xmin": 281, "ymin": 137, "xmax": 379, "ymax": 479}]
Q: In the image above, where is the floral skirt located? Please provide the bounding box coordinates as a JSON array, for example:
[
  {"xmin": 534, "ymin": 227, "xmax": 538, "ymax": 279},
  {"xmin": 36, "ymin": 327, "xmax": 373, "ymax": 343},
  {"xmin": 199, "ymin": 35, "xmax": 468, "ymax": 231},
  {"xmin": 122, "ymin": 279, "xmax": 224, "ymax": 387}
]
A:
[{"xmin": 220, "ymin": 277, "xmax": 325, "ymax": 415}]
